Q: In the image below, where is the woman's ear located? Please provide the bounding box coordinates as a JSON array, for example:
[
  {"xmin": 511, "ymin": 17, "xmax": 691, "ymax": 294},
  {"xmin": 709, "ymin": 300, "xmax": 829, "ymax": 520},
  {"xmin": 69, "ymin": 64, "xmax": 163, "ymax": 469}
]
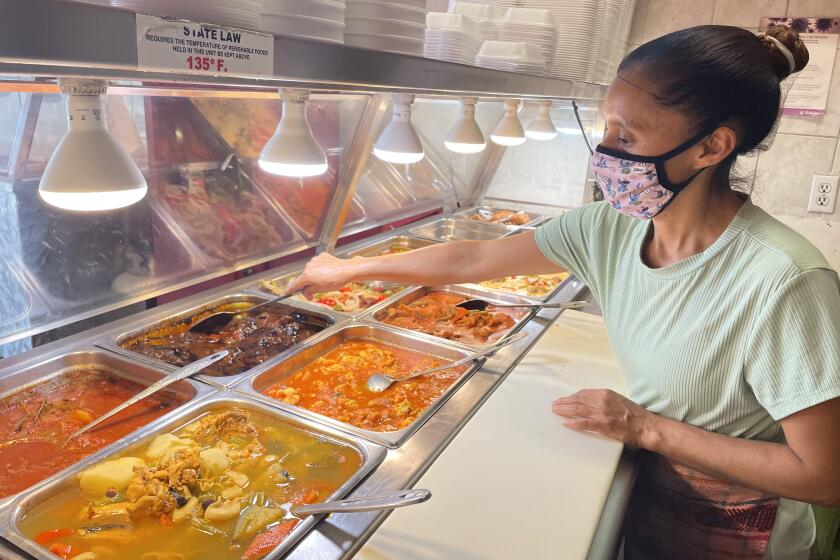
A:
[{"xmin": 695, "ymin": 126, "xmax": 738, "ymax": 168}]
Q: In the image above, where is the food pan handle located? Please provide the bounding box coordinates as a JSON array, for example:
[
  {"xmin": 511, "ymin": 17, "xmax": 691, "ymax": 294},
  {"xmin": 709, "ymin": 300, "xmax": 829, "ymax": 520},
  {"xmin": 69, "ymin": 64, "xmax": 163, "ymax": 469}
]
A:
[{"xmin": 291, "ymin": 488, "xmax": 431, "ymax": 517}]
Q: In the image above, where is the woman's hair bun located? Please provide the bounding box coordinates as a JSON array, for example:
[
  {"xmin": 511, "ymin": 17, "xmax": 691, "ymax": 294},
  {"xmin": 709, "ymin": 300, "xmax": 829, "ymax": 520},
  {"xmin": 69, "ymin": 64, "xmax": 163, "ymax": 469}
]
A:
[{"xmin": 760, "ymin": 25, "xmax": 809, "ymax": 80}]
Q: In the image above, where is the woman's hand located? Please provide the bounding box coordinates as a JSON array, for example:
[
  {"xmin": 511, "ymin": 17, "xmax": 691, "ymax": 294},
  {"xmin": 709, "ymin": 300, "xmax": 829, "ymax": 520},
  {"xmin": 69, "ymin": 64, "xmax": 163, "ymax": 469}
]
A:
[
  {"xmin": 286, "ymin": 253, "xmax": 361, "ymax": 298},
  {"xmin": 552, "ymin": 389, "xmax": 658, "ymax": 449}
]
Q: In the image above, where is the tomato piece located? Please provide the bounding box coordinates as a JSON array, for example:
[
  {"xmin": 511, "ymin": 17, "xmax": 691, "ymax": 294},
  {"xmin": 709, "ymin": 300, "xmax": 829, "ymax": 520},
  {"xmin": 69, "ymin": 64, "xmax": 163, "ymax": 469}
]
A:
[
  {"xmin": 35, "ymin": 529, "xmax": 73, "ymax": 546},
  {"xmin": 338, "ymin": 286, "xmax": 352, "ymax": 293},
  {"xmin": 47, "ymin": 542, "xmax": 76, "ymax": 559},
  {"xmin": 318, "ymin": 297, "xmax": 337, "ymax": 308},
  {"xmin": 242, "ymin": 520, "xmax": 300, "ymax": 560}
]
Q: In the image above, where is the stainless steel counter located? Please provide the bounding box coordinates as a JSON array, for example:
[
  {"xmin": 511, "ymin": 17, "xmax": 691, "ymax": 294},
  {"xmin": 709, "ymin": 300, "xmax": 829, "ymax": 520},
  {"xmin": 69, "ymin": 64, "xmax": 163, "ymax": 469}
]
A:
[{"xmin": 0, "ymin": 220, "xmax": 632, "ymax": 560}]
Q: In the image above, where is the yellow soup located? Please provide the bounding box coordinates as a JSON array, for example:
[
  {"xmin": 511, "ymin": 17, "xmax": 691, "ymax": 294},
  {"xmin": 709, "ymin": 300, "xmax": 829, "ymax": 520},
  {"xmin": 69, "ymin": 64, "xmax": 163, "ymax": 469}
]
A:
[{"xmin": 20, "ymin": 408, "xmax": 363, "ymax": 560}]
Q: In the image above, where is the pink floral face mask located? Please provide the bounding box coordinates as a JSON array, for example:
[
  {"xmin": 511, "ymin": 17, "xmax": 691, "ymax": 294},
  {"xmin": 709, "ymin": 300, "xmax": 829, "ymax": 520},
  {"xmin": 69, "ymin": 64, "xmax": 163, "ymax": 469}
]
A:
[{"xmin": 591, "ymin": 129, "xmax": 711, "ymax": 219}]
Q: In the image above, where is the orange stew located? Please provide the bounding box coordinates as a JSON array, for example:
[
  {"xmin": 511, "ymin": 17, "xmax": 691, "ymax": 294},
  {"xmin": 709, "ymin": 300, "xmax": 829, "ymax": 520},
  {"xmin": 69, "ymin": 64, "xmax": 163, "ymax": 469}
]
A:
[
  {"xmin": 0, "ymin": 369, "xmax": 185, "ymax": 498},
  {"xmin": 380, "ymin": 291, "xmax": 521, "ymax": 346},
  {"xmin": 262, "ymin": 341, "xmax": 466, "ymax": 432}
]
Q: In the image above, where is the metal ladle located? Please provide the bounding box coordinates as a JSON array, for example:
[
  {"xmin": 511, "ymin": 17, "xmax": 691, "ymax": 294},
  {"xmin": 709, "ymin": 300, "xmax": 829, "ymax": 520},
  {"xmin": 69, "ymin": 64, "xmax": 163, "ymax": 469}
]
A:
[
  {"xmin": 291, "ymin": 488, "xmax": 431, "ymax": 517},
  {"xmin": 189, "ymin": 288, "xmax": 305, "ymax": 335},
  {"xmin": 455, "ymin": 299, "xmax": 587, "ymax": 312},
  {"xmin": 66, "ymin": 350, "xmax": 229, "ymax": 442},
  {"xmin": 365, "ymin": 331, "xmax": 529, "ymax": 393}
]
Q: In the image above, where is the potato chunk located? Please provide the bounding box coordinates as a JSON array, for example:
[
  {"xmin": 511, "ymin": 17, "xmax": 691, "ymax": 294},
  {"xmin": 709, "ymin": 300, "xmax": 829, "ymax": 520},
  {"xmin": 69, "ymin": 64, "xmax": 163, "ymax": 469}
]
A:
[
  {"xmin": 200, "ymin": 447, "xmax": 230, "ymax": 477},
  {"xmin": 80, "ymin": 457, "xmax": 145, "ymax": 496},
  {"xmin": 204, "ymin": 499, "xmax": 241, "ymax": 522},
  {"xmin": 145, "ymin": 434, "xmax": 196, "ymax": 460}
]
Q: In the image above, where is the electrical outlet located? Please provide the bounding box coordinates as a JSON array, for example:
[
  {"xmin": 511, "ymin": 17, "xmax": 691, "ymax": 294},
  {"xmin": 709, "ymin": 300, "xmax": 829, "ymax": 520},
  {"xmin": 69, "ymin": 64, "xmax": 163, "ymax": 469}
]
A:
[{"xmin": 807, "ymin": 175, "xmax": 838, "ymax": 213}]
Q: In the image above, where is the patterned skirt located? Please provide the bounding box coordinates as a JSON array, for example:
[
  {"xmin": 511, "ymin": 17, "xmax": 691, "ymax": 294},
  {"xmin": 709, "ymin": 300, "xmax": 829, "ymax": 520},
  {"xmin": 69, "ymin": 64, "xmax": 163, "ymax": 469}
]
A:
[{"xmin": 624, "ymin": 452, "xmax": 780, "ymax": 560}]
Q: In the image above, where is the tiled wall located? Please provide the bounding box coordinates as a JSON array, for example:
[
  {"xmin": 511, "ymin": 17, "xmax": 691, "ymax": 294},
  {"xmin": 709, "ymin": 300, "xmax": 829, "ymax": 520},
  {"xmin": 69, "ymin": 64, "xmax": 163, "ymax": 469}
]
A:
[{"xmin": 627, "ymin": 0, "xmax": 840, "ymax": 269}]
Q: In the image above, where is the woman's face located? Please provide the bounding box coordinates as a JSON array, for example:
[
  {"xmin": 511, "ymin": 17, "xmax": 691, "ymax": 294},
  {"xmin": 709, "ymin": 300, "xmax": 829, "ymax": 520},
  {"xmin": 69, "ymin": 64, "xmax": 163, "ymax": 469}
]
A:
[{"xmin": 601, "ymin": 70, "xmax": 706, "ymax": 184}]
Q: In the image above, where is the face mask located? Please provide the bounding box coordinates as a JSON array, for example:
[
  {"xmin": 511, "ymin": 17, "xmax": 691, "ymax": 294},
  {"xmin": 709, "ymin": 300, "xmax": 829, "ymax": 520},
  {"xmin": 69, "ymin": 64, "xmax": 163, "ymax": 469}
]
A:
[{"xmin": 590, "ymin": 128, "xmax": 712, "ymax": 219}]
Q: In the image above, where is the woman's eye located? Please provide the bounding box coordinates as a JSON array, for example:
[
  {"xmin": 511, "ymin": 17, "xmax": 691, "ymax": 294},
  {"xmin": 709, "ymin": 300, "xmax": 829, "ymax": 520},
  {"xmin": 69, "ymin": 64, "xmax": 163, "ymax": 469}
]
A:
[{"xmin": 618, "ymin": 137, "xmax": 630, "ymax": 145}]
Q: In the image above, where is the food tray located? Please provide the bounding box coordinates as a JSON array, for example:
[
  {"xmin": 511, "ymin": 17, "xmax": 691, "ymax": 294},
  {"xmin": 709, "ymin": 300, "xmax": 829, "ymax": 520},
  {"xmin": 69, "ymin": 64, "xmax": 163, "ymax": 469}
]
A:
[
  {"xmin": 409, "ymin": 218, "xmax": 516, "ymax": 242},
  {"xmin": 249, "ymin": 270, "xmax": 407, "ymax": 319},
  {"xmin": 0, "ymin": 348, "xmax": 214, "ymax": 505},
  {"xmin": 341, "ymin": 235, "xmax": 440, "ymax": 258},
  {"xmin": 0, "ymin": 392, "xmax": 386, "ymax": 560},
  {"xmin": 365, "ymin": 284, "xmax": 535, "ymax": 350},
  {"xmin": 460, "ymin": 272, "xmax": 572, "ymax": 303},
  {"xmin": 234, "ymin": 324, "xmax": 480, "ymax": 448},
  {"xmin": 453, "ymin": 205, "xmax": 546, "ymax": 227},
  {"xmin": 97, "ymin": 293, "xmax": 340, "ymax": 389}
]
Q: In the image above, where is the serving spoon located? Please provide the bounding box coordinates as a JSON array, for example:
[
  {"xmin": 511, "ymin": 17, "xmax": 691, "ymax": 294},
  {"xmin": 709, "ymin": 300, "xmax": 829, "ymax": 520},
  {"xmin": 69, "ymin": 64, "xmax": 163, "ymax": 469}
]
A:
[
  {"xmin": 455, "ymin": 299, "xmax": 588, "ymax": 312},
  {"xmin": 189, "ymin": 288, "xmax": 305, "ymax": 335},
  {"xmin": 291, "ymin": 488, "xmax": 431, "ymax": 517},
  {"xmin": 65, "ymin": 350, "xmax": 229, "ymax": 443},
  {"xmin": 365, "ymin": 331, "xmax": 529, "ymax": 393}
]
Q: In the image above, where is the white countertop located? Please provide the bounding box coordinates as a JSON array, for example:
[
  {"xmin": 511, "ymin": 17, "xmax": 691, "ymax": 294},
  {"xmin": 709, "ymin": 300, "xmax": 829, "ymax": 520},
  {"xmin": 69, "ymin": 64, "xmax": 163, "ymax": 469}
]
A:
[{"xmin": 356, "ymin": 311, "xmax": 628, "ymax": 560}]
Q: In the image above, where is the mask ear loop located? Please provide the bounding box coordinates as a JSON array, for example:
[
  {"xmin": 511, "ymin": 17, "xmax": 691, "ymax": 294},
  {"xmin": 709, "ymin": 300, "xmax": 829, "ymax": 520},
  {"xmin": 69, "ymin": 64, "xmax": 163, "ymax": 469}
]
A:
[{"xmin": 572, "ymin": 101, "xmax": 594, "ymax": 155}]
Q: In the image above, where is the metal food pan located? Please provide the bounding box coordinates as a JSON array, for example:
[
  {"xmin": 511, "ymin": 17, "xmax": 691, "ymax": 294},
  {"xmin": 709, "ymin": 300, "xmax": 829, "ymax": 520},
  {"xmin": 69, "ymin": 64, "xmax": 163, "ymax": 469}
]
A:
[
  {"xmin": 365, "ymin": 284, "xmax": 535, "ymax": 350},
  {"xmin": 98, "ymin": 292, "xmax": 340, "ymax": 389},
  {"xmin": 0, "ymin": 392, "xmax": 386, "ymax": 560},
  {"xmin": 341, "ymin": 235, "xmax": 441, "ymax": 258},
  {"xmin": 248, "ymin": 270, "xmax": 407, "ymax": 319},
  {"xmin": 453, "ymin": 205, "xmax": 546, "ymax": 227},
  {"xmin": 0, "ymin": 347, "xmax": 214, "ymax": 505},
  {"xmin": 462, "ymin": 270, "xmax": 573, "ymax": 303},
  {"xmin": 409, "ymin": 218, "xmax": 516, "ymax": 242},
  {"xmin": 235, "ymin": 324, "xmax": 480, "ymax": 448}
]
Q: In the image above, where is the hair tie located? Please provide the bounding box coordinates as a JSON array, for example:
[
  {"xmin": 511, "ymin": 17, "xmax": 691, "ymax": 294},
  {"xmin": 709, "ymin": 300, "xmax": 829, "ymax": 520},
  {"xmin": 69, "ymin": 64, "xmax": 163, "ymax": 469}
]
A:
[{"xmin": 758, "ymin": 32, "xmax": 796, "ymax": 74}]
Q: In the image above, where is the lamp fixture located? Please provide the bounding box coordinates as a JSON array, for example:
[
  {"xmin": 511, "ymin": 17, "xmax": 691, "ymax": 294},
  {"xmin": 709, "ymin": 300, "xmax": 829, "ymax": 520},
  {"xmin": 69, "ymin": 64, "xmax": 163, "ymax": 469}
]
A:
[
  {"xmin": 373, "ymin": 94, "xmax": 424, "ymax": 164},
  {"xmin": 445, "ymin": 97, "xmax": 486, "ymax": 154},
  {"xmin": 38, "ymin": 79, "xmax": 148, "ymax": 212},
  {"xmin": 490, "ymin": 100, "xmax": 526, "ymax": 146},
  {"xmin": 259, "ymin": 89, "xmax": 328, "ymax": 178},
  {"xmin": 526, "ymin": 101, "xmax": 558, "ymax": 141}
]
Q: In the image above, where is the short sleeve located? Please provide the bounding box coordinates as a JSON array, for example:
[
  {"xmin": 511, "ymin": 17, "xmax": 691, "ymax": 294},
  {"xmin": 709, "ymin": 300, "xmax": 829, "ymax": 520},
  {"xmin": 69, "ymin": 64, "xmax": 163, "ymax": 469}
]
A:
[
  {"xmin": 745, "ymin": 268, "xmax": 840, "ymax": 420},
  {"xmin": 535, "ymin": 202, "xmax": 604, "ymax": 289}
]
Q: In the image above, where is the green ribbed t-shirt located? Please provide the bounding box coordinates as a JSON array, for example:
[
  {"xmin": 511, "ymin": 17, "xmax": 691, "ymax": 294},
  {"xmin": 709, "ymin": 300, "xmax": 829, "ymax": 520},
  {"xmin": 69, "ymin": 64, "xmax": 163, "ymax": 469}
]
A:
[{"xmin": 535, "ymin": 200, "xmax": 840, "ymax": 559}]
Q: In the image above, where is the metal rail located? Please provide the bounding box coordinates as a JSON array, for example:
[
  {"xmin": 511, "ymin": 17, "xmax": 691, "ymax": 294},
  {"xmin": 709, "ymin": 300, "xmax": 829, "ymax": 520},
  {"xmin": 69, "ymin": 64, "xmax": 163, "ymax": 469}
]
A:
[{"xmin": 0, "ymin": 0, "xmax": 609, "ymax": 101}]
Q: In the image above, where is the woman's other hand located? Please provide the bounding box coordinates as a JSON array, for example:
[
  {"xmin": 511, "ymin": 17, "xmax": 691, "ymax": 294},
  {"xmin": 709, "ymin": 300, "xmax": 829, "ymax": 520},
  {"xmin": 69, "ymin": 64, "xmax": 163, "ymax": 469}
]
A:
[{"xmin": 552, "ymin": 389, "xmax": 658, "ymax": 449}]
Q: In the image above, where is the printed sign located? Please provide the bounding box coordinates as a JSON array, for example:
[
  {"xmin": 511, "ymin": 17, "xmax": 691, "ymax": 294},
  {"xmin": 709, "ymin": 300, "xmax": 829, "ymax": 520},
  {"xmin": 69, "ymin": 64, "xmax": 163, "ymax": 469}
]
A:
[
  {"xmin": 760, "ymin": 17, "xmax": 839, "ymax": 117},
  {"xmin": 136, "ymin": 14, "xmax": 274, "ymax": 77}
]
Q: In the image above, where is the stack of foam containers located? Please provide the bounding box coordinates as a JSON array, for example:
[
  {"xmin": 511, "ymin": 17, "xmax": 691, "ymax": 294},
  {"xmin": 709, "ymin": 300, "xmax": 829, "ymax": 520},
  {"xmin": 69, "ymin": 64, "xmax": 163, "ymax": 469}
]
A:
[
  {"xmin": 425, "ymin": 13, "xmax": 484, "ymax": 65},
  {"xmin": 475, "ymin": 40, "xmax": 546, "ymax": 74},
  {"xmin": 494, "ymin": 7, "xmax": 555, "ymax": 73}
]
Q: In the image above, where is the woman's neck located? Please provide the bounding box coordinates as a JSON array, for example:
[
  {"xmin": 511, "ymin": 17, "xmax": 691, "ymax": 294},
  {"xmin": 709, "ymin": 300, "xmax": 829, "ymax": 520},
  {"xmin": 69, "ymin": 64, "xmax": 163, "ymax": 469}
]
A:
[{"xmin": 643, "ymin": 177, "xmax": 745, "ymax": 268}]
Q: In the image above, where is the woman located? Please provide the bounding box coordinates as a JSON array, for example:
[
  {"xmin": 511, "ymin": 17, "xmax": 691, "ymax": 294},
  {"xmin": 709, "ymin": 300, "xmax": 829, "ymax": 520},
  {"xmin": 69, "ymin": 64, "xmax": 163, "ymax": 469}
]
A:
[{"xmin": 289, "ymin": 25, "xmax": 840, "ymax": 559}]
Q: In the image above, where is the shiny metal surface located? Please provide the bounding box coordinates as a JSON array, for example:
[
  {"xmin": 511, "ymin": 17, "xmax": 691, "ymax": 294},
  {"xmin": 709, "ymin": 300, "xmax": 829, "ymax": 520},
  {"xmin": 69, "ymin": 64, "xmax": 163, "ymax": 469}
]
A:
[
  {"xmin": 453, "ymin": 205, "xmax": 546, "ymax": 227},
  {"xmin": 0, "ymin": 227, "xmax": 627, "ymax": 560},
  {"xmin": 456, "ymin": 299, "xmax": 586, "ymax": 311},
  {"xmin": 409, "ymin": 218, "xmax": 517, "ymax": 242},
  {"xmin": 0, "ymin": 392, "xmax": 387, "ymax": 560},
  {"xmin": 0, "ymin": 0, "xmax": 595, "ymax": 100},
  {"xmin": 0, "ymin": 347, "xmax": 214, "ymax": 506},
  {"xmin": 67, "ymin": 349, "xmax": 228, "ymax": 441},
  {"xmin": 340, "ymin": 235, "xmax": 441, "ymax": 258},
  {"xmin": 365, "ymin": 331, "xmax": 528, "ymax": 393},
  {"xmin": 97, "ymin": 292, "xmax": 341, "ymax": 389},
  {"xmin": 282, "ymin": 310, "xmax": 564, "ymax": 560},
  {"xmin": 366, "ymin": 284, "xmax": 538, "ymax": 350},
  {"xmin": 318, "ymin": 95, "xmax": 388, "ymax": 254},
  {"xmin": 236, "ymin": 324, "xmax": 481, "ymax": 448},
  {"xmin": 291, "ymin": 489, "xmax": 431, "ymax": 517},
  {"xmin": 248, "ymin": 270, "xmax": 408, "ymax": 320}
]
